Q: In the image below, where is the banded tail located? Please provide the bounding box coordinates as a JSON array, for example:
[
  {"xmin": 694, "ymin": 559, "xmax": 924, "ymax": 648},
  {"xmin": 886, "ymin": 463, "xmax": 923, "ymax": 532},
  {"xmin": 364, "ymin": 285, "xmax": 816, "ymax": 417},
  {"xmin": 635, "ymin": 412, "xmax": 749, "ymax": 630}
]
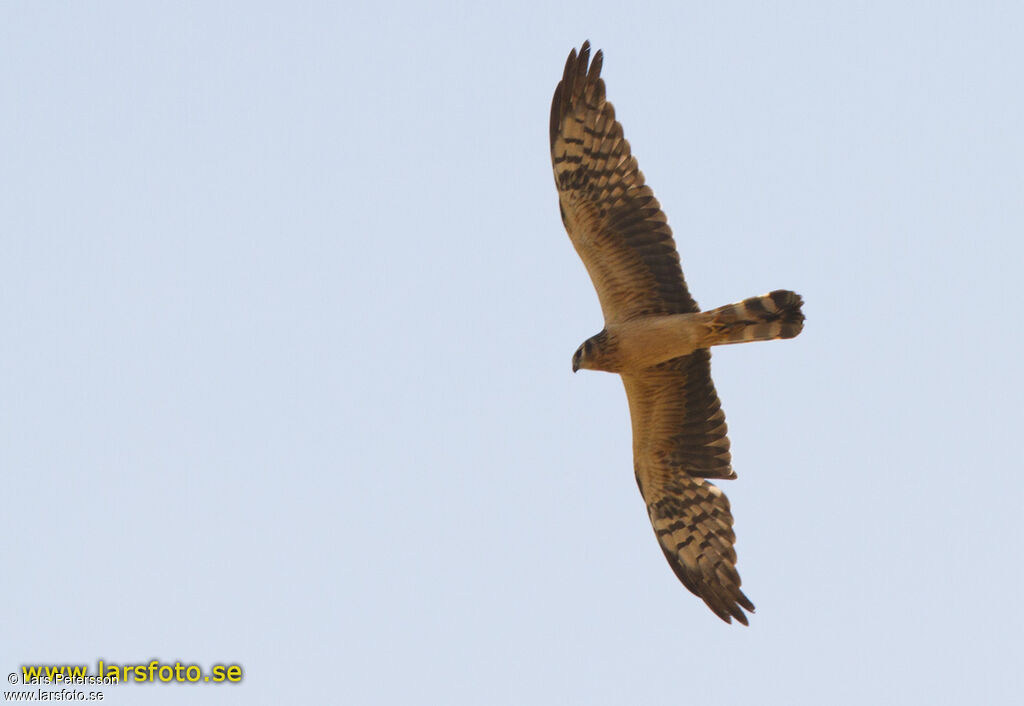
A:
[{"xmin": 703, "ymin": 290, "xmax": 805, "ymax": 346}]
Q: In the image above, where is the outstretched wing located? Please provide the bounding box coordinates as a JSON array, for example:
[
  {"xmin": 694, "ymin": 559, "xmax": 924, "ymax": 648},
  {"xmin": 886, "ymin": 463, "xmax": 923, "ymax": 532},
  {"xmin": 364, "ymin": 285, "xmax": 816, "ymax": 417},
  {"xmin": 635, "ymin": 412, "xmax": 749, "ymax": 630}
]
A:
[
  {"xmin": 550, "ymin": 42, "xmax": 698, "ymax": 325},
  {"xmin": 622, "ymin": 350, "xmax": 754, "ymax": 624}
]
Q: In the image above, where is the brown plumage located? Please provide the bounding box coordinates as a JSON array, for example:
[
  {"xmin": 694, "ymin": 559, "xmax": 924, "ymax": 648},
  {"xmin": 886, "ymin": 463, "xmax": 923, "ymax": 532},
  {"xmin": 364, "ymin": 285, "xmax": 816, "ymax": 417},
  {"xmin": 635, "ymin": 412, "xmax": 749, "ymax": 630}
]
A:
[{"xmin": 551, "ymin": 42, "xmax": 805, "ymax": 625}]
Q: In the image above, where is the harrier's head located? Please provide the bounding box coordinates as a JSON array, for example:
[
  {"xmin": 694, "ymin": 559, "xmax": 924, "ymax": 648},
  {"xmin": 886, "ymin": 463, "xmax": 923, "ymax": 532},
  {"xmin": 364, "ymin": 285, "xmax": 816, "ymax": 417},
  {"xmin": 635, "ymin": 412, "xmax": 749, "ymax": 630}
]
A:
[
  {"xmin": 571, "ymin": 342, "xmax": 588, "ymax": 373},
  {"xmin": 572, "ymin": 331, "xmax": 613, "ymax": 373}
]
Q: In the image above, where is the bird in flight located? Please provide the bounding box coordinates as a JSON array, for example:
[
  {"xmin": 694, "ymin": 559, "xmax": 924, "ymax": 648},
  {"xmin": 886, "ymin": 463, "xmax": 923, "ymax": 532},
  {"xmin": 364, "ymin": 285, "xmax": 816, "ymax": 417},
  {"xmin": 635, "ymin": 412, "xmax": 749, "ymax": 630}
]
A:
[{"xmin": 550, "ymin": 42, "xmax": 804, "ymax": 624}]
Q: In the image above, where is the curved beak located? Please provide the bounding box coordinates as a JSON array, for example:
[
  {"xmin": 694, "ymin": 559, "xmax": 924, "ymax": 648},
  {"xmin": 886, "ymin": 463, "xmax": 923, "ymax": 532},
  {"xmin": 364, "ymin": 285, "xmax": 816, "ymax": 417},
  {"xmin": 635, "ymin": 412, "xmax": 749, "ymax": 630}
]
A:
[{"xmin": 572, "ymin": 360, "xmax": 580, "ymax": 374}]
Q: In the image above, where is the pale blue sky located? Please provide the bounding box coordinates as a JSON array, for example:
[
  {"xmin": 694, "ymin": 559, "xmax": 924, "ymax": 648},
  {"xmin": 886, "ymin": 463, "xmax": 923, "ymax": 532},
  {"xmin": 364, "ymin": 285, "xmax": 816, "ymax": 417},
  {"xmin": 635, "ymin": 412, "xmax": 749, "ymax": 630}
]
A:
[{"xmin": 2, "ymin": 2, "xmax": 1022, "ymax": 704}]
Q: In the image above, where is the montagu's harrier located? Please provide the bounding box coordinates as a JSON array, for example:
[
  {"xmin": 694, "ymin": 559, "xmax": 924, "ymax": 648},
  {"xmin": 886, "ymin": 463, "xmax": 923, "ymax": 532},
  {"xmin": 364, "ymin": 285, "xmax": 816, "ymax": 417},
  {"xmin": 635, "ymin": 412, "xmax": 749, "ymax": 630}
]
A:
[{"xmin": 551, "ymin": 42, "xmax": 804, "ymax": 625}]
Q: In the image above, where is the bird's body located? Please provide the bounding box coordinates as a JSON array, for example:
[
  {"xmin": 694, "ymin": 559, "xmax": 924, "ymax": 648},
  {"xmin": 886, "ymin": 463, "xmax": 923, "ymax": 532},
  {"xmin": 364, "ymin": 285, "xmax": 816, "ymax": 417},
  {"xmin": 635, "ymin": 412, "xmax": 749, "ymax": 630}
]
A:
[
  {"xmin": 577, "ymin": 315, "xmax": 705, "ymax": 373},
  {"xmin": 576, "ymin": 292, "xmax": 805, "ymax": 373},
  {"xmin": 551, "ymin": 42, "xmax": 805, "ymax": 625}
]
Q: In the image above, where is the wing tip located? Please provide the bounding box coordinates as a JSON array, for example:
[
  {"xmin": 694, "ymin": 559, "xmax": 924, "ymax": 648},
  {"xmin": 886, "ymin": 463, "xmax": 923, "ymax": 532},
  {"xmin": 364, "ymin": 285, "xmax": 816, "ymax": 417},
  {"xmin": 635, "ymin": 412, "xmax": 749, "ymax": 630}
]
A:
[
  {"xmin": 662, "ymin": 544, "xmax": 755, "ymax": 626},
  {"xmin": 703, "ymin": 582, "xmax": 755, "ymax": 626},
  {"xmin": 550, "ymin": 41, "xmax": 605, "ymax": 149},
  {"xmin": 649, "ymin": 477, "xmax": 754, "ymax": 626}
]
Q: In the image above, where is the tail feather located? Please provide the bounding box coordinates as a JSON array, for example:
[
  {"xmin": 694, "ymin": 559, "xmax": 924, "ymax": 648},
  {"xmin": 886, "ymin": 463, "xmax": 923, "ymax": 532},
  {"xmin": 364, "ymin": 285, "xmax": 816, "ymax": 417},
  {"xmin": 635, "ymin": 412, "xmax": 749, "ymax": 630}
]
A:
[{"xmin": 704, "ymin": 290, "xmax": 805, "ymax": 345}]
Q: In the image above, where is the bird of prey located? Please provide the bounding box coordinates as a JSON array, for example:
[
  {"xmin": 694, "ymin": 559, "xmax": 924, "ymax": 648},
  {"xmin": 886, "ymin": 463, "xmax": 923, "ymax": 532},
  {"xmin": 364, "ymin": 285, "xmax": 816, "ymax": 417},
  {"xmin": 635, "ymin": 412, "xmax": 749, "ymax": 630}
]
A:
[{"xmin": 550, "ymin": 42, "xmax": 804, "ymax": 625}]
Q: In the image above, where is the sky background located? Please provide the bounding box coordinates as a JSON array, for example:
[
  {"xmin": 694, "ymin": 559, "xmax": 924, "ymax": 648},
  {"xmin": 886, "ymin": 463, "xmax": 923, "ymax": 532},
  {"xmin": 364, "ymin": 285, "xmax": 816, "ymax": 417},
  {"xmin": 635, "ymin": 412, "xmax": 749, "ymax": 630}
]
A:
[{"xmin": 2, "ymin": 2, "xmax": 1022, "ymax": 704}]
